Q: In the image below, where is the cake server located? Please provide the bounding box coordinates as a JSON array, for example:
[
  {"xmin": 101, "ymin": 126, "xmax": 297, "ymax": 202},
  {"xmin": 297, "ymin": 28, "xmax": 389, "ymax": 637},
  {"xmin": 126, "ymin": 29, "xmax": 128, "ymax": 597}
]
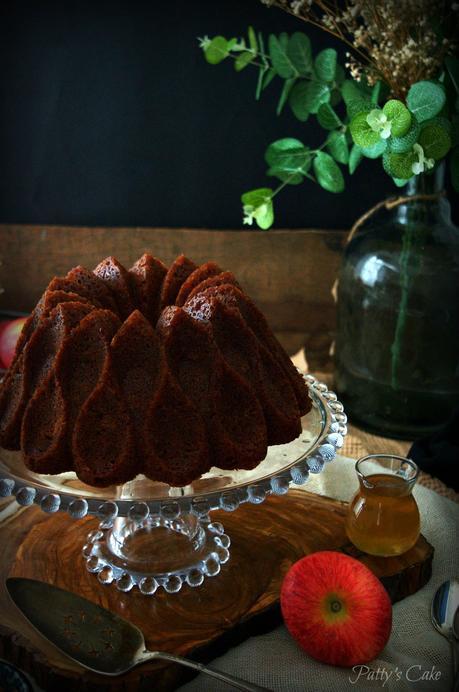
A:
[{"xmin": 6, "ymin": 577, "xmax": 271, "ymax": 691}]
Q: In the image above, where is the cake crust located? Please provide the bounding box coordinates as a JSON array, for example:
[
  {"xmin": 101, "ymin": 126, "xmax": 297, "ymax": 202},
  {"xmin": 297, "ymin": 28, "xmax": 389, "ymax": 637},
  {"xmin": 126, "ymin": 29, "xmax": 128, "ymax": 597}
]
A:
[{"xmin": 0, "ymin": 253, "xmax": 311, "ymax": 487}]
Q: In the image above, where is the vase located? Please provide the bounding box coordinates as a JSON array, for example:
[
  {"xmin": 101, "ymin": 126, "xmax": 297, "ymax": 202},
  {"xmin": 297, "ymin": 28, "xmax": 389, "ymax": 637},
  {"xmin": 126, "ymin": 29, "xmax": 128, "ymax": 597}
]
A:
[{"xmin": 334, "ymin": 165, "xmax": 459, "ymax": 439}]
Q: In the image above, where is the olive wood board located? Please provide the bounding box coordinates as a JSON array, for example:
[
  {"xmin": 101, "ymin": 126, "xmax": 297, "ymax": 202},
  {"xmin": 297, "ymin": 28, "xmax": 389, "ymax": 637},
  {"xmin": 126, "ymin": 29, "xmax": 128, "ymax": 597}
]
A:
[{"xmin": 0, "ymin": 489, "xmax": 433, "ymax": 692}]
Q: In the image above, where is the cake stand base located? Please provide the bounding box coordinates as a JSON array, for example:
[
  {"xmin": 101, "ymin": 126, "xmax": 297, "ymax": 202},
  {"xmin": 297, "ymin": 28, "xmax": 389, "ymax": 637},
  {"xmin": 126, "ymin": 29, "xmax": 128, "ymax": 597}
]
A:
[{"xmin": 83, "ymin": 513, "xmax": 231, "ymax": 594}]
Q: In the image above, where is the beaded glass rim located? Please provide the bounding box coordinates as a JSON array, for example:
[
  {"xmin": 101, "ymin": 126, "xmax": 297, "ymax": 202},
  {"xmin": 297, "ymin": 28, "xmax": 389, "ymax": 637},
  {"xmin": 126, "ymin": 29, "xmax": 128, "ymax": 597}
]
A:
[{"xmin": 0, "ymin": 375, "xmax": 347, "ymax": 520}]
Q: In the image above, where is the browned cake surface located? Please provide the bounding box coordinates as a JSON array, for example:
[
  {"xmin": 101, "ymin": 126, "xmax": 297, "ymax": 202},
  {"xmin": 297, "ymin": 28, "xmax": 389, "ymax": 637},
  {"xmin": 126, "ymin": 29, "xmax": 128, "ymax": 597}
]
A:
[
  {"xmin": 94, "ymin": 256, "xmax": 135, "ymax": 319},
  {"xmin": 160, "ymin": 254, "xmax": 197, "ymax": 310},
  {"xmin": 185, "ymin": 271, "xmax": 240, "ymax": 304},
  {"xmin": 175, "ymin": 261, "xmax": 222, "ymax": 306},
  {"xmin": 129, "ymin": 253, "xmax": 167, "ymax": 326},
  {"xmin": 0, "ymin": 253, "xmax": 311, "ymax": 487}
]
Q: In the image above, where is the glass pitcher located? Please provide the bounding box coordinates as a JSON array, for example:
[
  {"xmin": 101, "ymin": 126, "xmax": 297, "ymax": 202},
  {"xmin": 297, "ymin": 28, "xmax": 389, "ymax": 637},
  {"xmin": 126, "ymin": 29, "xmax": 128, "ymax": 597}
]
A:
[{"xmin": 345, "ymin": 454, "xmax": 420, "ymax": 557}]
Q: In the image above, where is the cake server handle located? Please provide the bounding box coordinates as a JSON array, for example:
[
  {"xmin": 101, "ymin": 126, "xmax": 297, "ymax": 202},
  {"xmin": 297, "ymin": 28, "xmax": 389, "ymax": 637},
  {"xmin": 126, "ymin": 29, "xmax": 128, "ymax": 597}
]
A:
[{"xmin": 138, "ymin": 649, "xmax": 272, "ymax": 691}]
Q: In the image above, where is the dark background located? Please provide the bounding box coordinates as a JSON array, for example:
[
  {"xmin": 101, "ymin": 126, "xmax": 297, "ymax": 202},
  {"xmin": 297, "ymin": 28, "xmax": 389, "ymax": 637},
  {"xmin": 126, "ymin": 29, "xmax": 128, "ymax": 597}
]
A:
[{"xmin": 0, "ymin": 0, "xmax": 457, "ymax": 230}]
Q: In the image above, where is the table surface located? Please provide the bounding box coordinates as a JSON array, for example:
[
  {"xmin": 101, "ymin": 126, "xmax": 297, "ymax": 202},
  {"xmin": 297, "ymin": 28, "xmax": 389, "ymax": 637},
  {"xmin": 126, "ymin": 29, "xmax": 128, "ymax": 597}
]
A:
[
  {"xmin": 179, "ymin": 456, "xmax": 459, "ymax": 692},
  {"xmin": 348, "ymin": 422, "xmax": 410, "ymax": 456}
]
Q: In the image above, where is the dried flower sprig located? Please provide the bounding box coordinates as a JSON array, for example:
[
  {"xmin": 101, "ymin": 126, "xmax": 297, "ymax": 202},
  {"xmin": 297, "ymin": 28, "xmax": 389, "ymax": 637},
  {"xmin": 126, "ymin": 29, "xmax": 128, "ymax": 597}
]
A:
[{"xmin": 262, "ymin": 0, "xmax": 458, "ymax": 99}]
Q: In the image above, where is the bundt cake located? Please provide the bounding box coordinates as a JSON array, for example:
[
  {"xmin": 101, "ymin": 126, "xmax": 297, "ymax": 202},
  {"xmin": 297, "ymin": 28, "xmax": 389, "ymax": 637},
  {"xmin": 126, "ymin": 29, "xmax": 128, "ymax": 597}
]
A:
[{"xmin": 0, "ymin": 254, "xmax": 311, "ymax": 487}]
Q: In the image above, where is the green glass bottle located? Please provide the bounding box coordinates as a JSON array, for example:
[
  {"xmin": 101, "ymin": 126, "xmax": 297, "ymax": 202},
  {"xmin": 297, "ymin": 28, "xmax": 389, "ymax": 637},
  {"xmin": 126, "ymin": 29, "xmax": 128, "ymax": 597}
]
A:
[{"xmin": 335, "ymin": 165, "xmax": 459, "ymax": 438}]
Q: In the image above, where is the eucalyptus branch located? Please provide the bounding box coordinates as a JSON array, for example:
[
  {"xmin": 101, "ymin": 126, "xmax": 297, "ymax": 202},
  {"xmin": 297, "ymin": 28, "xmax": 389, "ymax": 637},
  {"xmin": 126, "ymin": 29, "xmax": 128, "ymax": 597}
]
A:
[{"xmin": 200, "ymin": 12, "xmax": 459, "ymax": 229}]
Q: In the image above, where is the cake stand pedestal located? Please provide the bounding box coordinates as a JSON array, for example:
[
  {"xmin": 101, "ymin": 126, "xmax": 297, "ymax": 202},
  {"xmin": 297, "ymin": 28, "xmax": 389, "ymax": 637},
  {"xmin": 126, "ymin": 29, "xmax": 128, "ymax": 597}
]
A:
[{"xmin": 0, "ymin": 376, "xmax": 346, "ymax": 595}]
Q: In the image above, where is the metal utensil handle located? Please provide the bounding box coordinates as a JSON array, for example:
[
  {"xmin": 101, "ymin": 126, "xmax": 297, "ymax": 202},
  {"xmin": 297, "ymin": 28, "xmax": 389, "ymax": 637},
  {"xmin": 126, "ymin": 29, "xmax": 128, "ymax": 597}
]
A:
[{"xmin": 142, "ymin": 650, "xmax": 272, "ymax": 691}]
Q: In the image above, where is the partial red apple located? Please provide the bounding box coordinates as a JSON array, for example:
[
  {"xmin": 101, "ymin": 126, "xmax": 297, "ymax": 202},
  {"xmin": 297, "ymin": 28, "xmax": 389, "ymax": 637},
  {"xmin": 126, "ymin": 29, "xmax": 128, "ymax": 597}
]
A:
[
  {"xmin": 0, "ymin": 317, "xmax": 28, "ymax": 369},
  {"xmin": 281, "ymin": 551, "xmax": 392, "ymax": 667}
]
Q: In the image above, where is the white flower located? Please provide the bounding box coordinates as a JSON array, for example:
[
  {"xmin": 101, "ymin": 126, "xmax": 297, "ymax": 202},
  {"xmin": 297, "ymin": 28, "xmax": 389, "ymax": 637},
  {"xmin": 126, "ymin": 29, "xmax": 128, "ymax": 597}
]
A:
[
  {"xmin": 197, "ymin": 36, "xmax": 211, "ymax": 50},
  {"xmin": 411, "ymin": 143, "xmax": 435, "ymax": 175},
  {"xmin": 243, "ymin": 205, "xmax": 255, "ymax": 225},
  {"xmin": 366, "ymin": 109, "xmax": 392, "ymax": 139},
  {"xmin": 291, "ymin": 0, "xmax": 306, "ymax": 14}
]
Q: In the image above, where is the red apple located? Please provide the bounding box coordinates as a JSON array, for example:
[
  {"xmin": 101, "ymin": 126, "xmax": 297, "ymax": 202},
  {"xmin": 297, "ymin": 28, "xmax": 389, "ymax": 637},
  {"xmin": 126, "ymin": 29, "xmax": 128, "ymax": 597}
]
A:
[
  {"xmin": 281, "ymin": 551, "xmax": 392, "ymax": 667},
  {"xmin": 0, "ymin": 317, "xmax": 28, "ymax": 369}
]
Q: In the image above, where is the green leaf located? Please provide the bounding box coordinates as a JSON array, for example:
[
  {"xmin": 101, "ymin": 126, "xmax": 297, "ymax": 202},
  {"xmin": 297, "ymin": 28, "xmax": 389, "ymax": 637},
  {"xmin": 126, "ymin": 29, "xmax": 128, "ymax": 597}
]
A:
[
  {"xmin": 383, "ymin": 151, "xmax": 416, "ymax": 179},
  {"xmin": 227, "ymin": 38, "xmax": 239, "ymax": 51},
  {"xmin": 234, "ymin": 51, "xmax": 254, "ymax": 72},
  {"xmin": 450, "ymin": 147, "xmax": 459, "ymax": 193},
  {"xmin": 387, "ymin": 119, "xmax": 420, "ymax": 153},
  {"xmin": 279, "ymin": 32, "xmax": 289, "ymax": 50},
  {"xmin": 383, "ymin": 99, "xmax": 412, "ymax": 137},
  {"xmin": 349, "ymin": 112, "xmax": 381, "ymax": 148},
  {"xmin": 276, "ymin": 78, "xmax": 296, "ymax": 116},
  {"xmin": 418, "ymin": 123, "xmax": 452, "ymax": 160},
  {"xmin": 360, "ymin": 139, "xmax": 387, "ymax": 158},
  {"xmin": 315, "ymin": 49, "xmax": 337, "ymax": 83},
  {"xmin": 430, "ymin": 116, "xmax": 452, "ymax": 135},
  {"xmin": 302, "ymin": 81, "xmax": 330, "ymax": 114},
  {"xmin": 392, "ymin": 177, "xmax": 409, "ymax": 188},
  {"xmin": 267, "ymin": 167, "xmax": 305, "ymax": 185},
  {"xmin": 317, "ymin": 103, "xmax": 342, "ymax": 130},
  {"xmin": 230, "ymin": 38, "xmax": 246, "ymax": 53},
  {"xmin": 406, "ymin": 81, "xmax": 446, "ymax": 122},
  {"xmin": 248, "ymin": 26, "xmax": 258, "ymax": 54},
  {"xmin": 335, "ymin": 64, "xmax": 345, "ymax": 86},
  {"xmin": 289, "ymin": 81, "xmax": 330, "ymax": 120},
  {"xmin": 371, "ymin": 81, "xmax": 382, "ymax": 106},
  {"xmin": 287, "ymin": 33, "xmax": 312, "ymax": 75},
  {"xmin": 349, "ymin": 145, "xmax": 363, "ymax": 174},
  {"xmin": 262, "ymin": 68, "xmax": 276, "ymax": 91},
  {"xmin": 257, "ymin": 31, "xmax": 265, "ymax": 54},
  {"xmin": 241, "ymin": 187, "xmax": 273, "ymax": 207},
  {"xmin": 241, "ymin": 188, "xmax": 274, "ymax": 230},
  {"xmin": 269, "ymin": 34, "xmax": 296, "ymax": 78},
  {"xmin": 204, "ymin": 36, "xmax": 229, "ymax": 65},
  {"xmin": 346, "ymin": 99, "xmax": 372, "ymax": 120},
  {"xmin": 392, "ymin": 178, "xmax": 408, "ymax": 187},
  {"xmin": 256, "ymin": 66, "xmax": 268, "ymax": 100},
  {"xmin": 265, "ymin": 138, "xmax": 312, "ymax": 179},
  {"xmin": 327, "ymin": 131, "xmax": 349, "ymax": 164},
  {"xmin": 330, "ymin": 88, "xmax": 342, "ymax": 108},
  {"xmin": 288, "ymin": 81, "xmax": 310, "ymax": 121},
  {"xmin": 342, "ymin": 80, "xmax": 370, "ymax": 106},
  {"xmin": 313, "ymin": 152, "xmax": 345, "ymax": 192}
]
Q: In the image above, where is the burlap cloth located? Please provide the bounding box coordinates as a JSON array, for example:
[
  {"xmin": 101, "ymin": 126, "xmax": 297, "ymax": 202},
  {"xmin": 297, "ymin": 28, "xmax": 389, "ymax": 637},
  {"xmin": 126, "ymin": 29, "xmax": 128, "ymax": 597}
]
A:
[{"xmin": 179, "ymin": 455, "xmax": 459, "ymax": 692}]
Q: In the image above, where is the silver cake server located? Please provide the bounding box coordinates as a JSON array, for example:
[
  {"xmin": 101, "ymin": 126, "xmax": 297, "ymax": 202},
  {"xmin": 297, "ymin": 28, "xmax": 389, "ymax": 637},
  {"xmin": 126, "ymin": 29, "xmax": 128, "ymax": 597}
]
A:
[{"xmin": 6, "ymin": 577, "xmax": 271, "ymax": 691}]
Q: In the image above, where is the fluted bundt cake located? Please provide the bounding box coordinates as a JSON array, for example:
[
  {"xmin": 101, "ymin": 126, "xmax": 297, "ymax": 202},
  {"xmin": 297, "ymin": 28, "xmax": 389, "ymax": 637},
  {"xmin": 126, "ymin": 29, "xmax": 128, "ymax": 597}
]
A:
[{"xmin": 0, "ymin": 254, "xmax": 311, "ymax": 487}]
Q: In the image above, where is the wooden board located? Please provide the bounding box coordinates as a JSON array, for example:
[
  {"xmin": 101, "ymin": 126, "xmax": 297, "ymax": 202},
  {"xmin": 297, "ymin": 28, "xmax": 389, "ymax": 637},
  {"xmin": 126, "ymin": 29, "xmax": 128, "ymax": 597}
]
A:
[
  {"xmin": 0, "ymin": 490, "xmax": 433, "ymax": 692},
  {"xmin": 0, "ymin": 224, "xmax": 345, "ymax": 366}
]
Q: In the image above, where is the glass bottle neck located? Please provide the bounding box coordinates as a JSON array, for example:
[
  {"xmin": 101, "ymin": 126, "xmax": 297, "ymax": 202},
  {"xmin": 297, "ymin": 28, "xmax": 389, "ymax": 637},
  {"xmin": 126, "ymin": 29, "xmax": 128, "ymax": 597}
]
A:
[
  {"xmin": 405, "ymin": 164, "xmax": 445, "ymax": 196},
  {"xmin": 397, "ymin": 163, "xmax": 450, "ymax": 226}
]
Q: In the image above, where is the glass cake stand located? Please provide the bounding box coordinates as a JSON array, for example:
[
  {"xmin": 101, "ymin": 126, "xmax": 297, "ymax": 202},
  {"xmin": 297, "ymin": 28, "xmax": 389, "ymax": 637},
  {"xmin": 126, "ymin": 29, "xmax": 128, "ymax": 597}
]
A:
[{"xmin": 0, "ymin": 375, "xmax": 347, "ymax": 596}]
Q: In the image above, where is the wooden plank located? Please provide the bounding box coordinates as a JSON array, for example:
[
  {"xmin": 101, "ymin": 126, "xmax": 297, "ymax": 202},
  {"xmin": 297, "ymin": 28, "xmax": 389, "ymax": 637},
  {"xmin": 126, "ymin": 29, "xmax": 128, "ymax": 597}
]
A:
[
  {"xmin": 0, "ymin": 224, "xmax": 345, "ymax": 359},
  {"xmin": 0, "ymin": 490, "xmax": 432, "ymax": 691}
]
